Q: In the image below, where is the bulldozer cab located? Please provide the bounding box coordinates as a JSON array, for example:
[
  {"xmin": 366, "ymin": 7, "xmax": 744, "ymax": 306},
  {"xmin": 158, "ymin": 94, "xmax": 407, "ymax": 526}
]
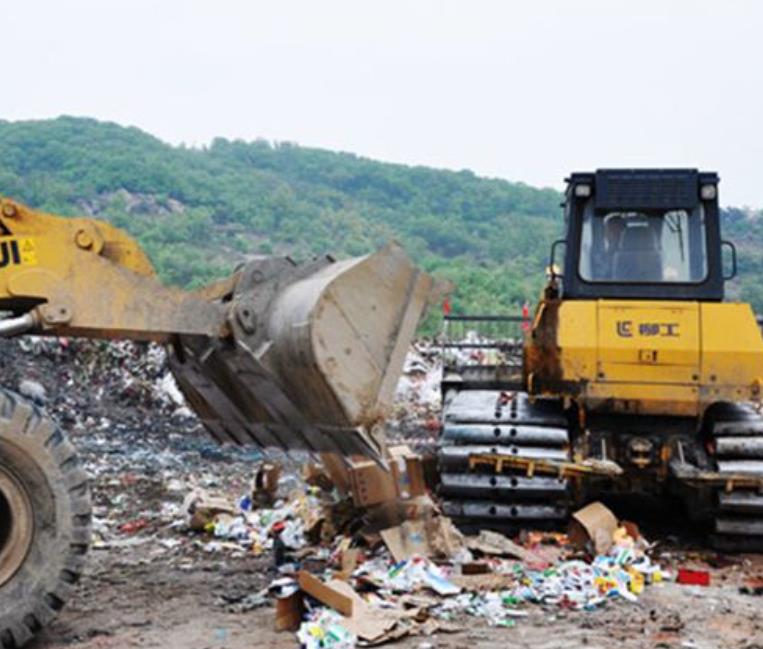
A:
[{"xmin": 556, "ymin": 169, "xmax": 732, "ymax": 302}]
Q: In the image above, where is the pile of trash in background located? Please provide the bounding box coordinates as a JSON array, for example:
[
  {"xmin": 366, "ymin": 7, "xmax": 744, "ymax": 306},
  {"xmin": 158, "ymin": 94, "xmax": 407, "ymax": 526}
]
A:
[
  {"xmin": 0, "ymin": 336, "xmax": 267, "ymax": 551},
  {"xmin": 387, "ymin": 341, "xmax": 442, "ymax": 451},
  {"xmin": 9, "ymin": 336, "xmax": 191, "ymax": 426},
  {"xmin": 0, "ymin": 336, "xmax": 758, "ymax": 649}
]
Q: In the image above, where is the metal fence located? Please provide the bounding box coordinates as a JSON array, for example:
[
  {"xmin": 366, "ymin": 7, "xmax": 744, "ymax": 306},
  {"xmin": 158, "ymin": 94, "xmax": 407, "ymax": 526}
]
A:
[
  {"xmin": 440, "ymin": 314, "xmax": 527, "ymax": 368},
  {"xmin": 439, "ymin": 314, "xmax": 527, "ymax": 389},
  {"xmin": 440, "ymin": 314, "xmax": 526, "ymax": 349}
]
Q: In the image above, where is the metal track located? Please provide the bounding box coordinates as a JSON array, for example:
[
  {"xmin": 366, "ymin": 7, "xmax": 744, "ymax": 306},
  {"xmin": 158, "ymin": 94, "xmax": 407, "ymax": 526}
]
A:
[
  {"xmin": 438, "ymin": 390, "xmax": 571, "ymax": 529},
  {"xmin": 709, "ymin": 403, "xmax": 763, "ymax": 551}
]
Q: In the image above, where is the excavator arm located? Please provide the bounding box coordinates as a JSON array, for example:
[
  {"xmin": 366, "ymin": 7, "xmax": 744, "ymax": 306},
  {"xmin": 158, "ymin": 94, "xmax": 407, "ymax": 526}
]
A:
[{"xmin": 0, "ymin": 196, "xmax": 432, "ymax": 456}]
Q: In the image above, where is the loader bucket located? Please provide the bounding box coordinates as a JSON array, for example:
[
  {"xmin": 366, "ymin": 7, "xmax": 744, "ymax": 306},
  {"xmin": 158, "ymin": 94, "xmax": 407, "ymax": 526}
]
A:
[{"xmin": 169, "ymin": 243, "xmax": 432, "ymax": 458}]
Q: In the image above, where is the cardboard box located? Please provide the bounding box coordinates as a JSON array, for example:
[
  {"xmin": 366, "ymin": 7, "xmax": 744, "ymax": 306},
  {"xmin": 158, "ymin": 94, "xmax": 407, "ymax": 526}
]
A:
[
  {"xmin": 274, "ymin": 591, "xmax": 304, "ymax": 631},
  {"xmin": 568, "ymin": 501, "xmax": 618, "ymax": 555},
  {"xmin": 347, "ymin": 458, "xmax": 398, "ymax": 507},
  {"xmin": 346, "ymin": 445, "xmax": 426, "ymax": 508},
  {"xmin": 318, "ymin": 452, "xmax": 352, "ymax": 494}
]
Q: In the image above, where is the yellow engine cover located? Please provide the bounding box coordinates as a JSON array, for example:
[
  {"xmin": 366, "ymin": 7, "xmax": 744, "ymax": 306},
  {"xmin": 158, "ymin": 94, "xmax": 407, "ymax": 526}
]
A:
[{"xmin": 530, "ymin": 299, "xmax": 763, "ymax": 416}]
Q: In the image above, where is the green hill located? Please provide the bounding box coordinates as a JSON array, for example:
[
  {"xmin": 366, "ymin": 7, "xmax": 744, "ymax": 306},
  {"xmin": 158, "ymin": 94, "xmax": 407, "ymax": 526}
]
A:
[{"xmin": 0, "ymin": 116, "xmax": 760, "ymax": 330}]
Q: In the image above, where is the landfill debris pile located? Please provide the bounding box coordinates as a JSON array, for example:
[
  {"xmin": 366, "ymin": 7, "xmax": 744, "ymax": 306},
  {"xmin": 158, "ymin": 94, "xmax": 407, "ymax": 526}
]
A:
[
  {"xmin": 11, "ymin": 336, "xmax": 190, "ymax": 420},
  {"xmin": 5, "ymin": 335, "xmax": 443, "ymax": 451},
  {"xmin": 182, "ymin": 464, "xmax": 339, "ymax": 559},
  {"xmin": 388, "ymin": 342, "xmax": 442, "ymax": 450},
  {"xmin": 1, "ymin": 337, "xmax": 761, "ymax": 648},
  {"xmin": 163, "ymin": 445, "xmax": 676, "ymax": 649},
  {"xmin": 262, "ymin": 499, "xmax": 672, "ymax": 647},
  {"xmin": 442, "ymin": 333, "xmax": 506, "ymax": 367}
]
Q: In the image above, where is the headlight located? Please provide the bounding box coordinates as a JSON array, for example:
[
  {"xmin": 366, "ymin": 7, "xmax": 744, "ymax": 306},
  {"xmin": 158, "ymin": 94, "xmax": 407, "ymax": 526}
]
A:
[
  {"xmin": 574, "ymin": 184, "xmax": 592, "ymax": 198},
  {"xmin": 700, "ymin": 184, "xmax": 717, "ymax": 200}
]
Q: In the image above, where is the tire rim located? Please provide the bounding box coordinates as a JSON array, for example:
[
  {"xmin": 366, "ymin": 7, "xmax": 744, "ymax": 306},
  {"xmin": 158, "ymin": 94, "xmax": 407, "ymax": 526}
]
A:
[{"xmin": 0, "ymin": 467, "xmax": 33, "ymax": 587}]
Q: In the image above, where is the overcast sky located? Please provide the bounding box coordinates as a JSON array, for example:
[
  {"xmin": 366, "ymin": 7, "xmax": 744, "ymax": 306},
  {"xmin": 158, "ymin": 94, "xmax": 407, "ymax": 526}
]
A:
[{"xmin": 2, "ymin": 1, "xmax": 762, "ymax": 206}]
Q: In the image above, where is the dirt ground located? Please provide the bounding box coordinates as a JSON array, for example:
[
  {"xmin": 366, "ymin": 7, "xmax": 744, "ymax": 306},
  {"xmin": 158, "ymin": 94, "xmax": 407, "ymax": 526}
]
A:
[
  {"xmin": 2, "ymin": 338, "xmax": 762, "ymax": 649},
  {"xmin": 30, "ymin": 542, "xmax": 763, "ymax": 649}
]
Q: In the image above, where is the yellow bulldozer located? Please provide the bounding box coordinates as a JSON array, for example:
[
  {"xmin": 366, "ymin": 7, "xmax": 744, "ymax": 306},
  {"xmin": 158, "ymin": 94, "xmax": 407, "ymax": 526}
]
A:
[
  {"xmin": 0, "ymin": 195, "xmax": 432, "ymax": 647},
  {"xmin": 438, "ymin": 169, "xmax": 763, "ymax": 553}
]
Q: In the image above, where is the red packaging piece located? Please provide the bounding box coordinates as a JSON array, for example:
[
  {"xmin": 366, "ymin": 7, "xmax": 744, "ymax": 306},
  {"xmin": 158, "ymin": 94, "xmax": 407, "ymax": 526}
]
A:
[{"xmin": 677, "ymin": 568, "xmax": 711, "ymax": 586}]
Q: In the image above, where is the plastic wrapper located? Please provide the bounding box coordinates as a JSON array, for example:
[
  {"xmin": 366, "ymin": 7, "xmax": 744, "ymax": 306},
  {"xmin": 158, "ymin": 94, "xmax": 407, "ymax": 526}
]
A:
[{"xmin": 297, "ymin": 608, "xmax": 356, "ymax": 649}]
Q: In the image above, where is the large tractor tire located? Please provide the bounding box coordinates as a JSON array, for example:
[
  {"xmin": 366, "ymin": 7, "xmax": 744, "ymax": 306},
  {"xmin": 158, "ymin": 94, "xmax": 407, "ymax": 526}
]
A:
[{"xmin": 0, "ymin": 389, "xmax": 91, "ymax": 648}]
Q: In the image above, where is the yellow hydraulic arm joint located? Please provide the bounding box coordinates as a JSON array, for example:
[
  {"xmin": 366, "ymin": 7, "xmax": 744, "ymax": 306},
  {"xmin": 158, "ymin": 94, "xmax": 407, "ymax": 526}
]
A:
[{"xmin": 0, "ymin": 197, "xmax": 225, "ymax": 341}]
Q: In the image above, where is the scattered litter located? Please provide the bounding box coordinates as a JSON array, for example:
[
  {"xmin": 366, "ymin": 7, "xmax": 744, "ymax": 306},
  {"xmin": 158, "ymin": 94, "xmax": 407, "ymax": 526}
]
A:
[
  {"xmin": 677, "ymin": 568, "xmax": 711, "ymax": 586},
  {"xmin": 740, "ymin": 577, "xmax": 763, "ymax": 596},
  {"xmin": 297, "ymin": 608, "xmax": 356, "ymax": 649}
]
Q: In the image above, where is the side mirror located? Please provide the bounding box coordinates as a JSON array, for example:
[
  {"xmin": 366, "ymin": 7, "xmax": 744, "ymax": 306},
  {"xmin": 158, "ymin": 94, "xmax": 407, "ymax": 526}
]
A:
[
  {"xmin": 721, "ymin": 240, "xmax": 737, "ymax": 280},
  {"xmin": 549, "ymin": 239, "xmax": 567, "ymax": 279}
]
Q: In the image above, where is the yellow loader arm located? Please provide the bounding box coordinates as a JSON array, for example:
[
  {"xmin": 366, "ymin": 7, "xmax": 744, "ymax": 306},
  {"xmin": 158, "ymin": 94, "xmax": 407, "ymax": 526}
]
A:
[
  {"xmin": 0, "ymin": 198, "xmax": 224, "ymax": 340},
  {"xmin": 0, "ymin": 196, "xmax": 432, "ymax": 457}
]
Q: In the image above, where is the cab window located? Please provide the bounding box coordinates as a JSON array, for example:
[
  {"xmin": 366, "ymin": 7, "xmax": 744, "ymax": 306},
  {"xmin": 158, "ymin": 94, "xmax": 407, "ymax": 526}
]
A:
[{"xmin": 578, "ymin": 207, "xmax": 707, "ymax": 283}]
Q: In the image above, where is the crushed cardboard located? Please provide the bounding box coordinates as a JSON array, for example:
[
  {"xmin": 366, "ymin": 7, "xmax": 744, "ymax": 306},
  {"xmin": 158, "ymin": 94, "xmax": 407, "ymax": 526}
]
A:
[
  {"xmin": 424, "ymin": 515, "xmax": 466, "ymax": 559},
  {"xmin": 568, "ymin": 501, "xmax": 619, "ymax": 555},
  {"xmin": 451, "ymin": 572, "xmax": 518, "ymax": 592},
  {"xmin": 298, "ymin": 570, "xmax": 354, "ymax": 617},
  {"xmin": 329, "ymin": 579, "xmax": 403, "ymax": 643},
  {"xmin": 275, "ymin": 591, "xmax": 304, "ymax": 631},
  {"xmin": 466, "ymin": 529, "xmax": 546, "ymax": 565},
  {"xmin": 297, "ymin": 571, "xmax": 404, "ymax": 643},
  {"xmin": 381, "ymin": 520, "xmax": 431, "ymax": 562},
  {"xmin": 182, "ymin": 489, "xmax": 236, "ymax": 531}
]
